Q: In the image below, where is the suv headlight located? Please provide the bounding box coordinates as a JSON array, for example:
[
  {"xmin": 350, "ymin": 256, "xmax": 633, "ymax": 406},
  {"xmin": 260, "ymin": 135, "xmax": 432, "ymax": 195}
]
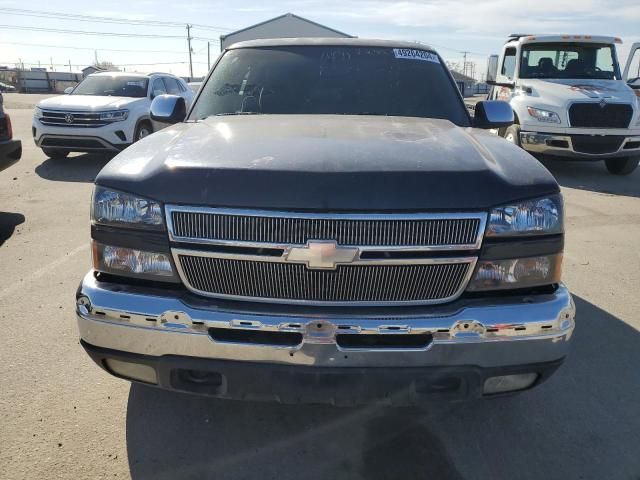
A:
[
  {"xmin": 92, "ymin": 186, "xmax": 164, "ymax": 230},
  {"xmin": 98, "ymin": 109, "xmax": 129, "ymax": 122},
  {"xmin": 486, "ymin": 194, "xmax": 563, "ymax": 237},
  {"xmin": 527, "ymin": 106, "xmax": 560, "ymax": 124},
  {"xmin": 35, "ymin": 106, "xmax": 43, "ymax": 119}
]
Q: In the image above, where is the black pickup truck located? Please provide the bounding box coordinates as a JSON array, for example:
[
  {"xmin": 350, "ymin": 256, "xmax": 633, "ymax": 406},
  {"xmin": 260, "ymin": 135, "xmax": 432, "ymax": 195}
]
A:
[
  {"xmin": 76, "ymin": 39, "xmax": 575, "ymax": 405},
  {"xmin": 0, "ymin": 93, "xmax": 22, "ymax": 172}
]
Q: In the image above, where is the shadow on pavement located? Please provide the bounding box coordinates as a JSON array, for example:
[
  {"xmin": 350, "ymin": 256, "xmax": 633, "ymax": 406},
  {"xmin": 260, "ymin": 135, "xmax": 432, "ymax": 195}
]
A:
[
  {"xmin": 0, "ymin": 212, "xmax": 25, "ymax": 246},
  {"xmin": 125, "ymin": 296, "xmax": 640, "ymax": 480},
  {"xmin": 35, "ymin": 153, "xmax": 113, "ymax": 183},
  {"xmin": 540, "ymin": 156, "xmax": 640, "ymax": 198}
]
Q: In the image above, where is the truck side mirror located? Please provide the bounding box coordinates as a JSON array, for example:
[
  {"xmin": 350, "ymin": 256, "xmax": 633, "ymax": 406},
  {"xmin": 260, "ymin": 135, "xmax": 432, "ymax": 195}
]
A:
[
  {"xmin": 486, "ymin": 55, "xmax": 499, "ymax": 84},
  {"xmin": 150, "ymin": 94, "xmax": 186, "ymax": 125},
  {"xmin": 64, "ymin": 86, "xmax": 74, "ymax": 94},
  {"xmin": 473, "ymin": 101, "xmax": 513, "ymax": 129}
]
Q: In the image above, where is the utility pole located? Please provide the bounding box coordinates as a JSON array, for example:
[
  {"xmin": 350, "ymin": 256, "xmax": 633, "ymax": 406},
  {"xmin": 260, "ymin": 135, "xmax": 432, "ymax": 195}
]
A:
[
  {"xmin": 186, "ymin": 24, "xmax": 193, "ymax": 79},
  {"xmin": 50, "ymin": 57, "xmax": 53, "ymax": 70},
  {"xmin": 462, "ymin": 51, "xmax": 469, "ymax": 77},
  {"xmin": 94, "ymin": 50, "xmax": 99, "ymax": 66},
  {"xmin": 68, "ymin": 59, "xmax": 72, "ymax": 73},
  {"xmin": 207, "ymin": 41, "xmax": 211, "ymax": 71}
]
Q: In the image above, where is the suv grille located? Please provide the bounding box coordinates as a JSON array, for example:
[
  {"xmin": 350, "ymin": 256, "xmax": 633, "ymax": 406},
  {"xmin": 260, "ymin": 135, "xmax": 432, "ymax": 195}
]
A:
[
  {"xmin": 568, "ymin": 103, "xmax": 632, "ymax": 128},
  {"xmin": 167, "ymin": 207, "xmax": 486, "ymax": 306},
  {"xmin": 39, "ymin": 109, "xmax": 109, "ymax": 128}
]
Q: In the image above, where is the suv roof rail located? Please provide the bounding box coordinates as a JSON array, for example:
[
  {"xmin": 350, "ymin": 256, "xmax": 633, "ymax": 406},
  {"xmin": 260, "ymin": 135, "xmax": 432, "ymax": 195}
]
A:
[{"xmin": 147, "ymin": 72, "xmax": 172, "ymax": 76}]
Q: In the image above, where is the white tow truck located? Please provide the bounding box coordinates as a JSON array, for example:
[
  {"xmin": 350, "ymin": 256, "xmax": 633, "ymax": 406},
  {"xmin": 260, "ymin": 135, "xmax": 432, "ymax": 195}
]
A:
[{"xmin": 487, "ymin": 35, "xmax": 640, "ymax": 175}]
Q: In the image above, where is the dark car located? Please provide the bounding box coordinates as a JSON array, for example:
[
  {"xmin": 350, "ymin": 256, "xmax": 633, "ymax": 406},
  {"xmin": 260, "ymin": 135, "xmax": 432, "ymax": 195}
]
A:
[
  {"xmin": 0, "ymin": 93, "xmax": 22, "ymax": 172},
  {"xmin": 76, "ymin": 39, "xmax": 575, "ymax": 405}
]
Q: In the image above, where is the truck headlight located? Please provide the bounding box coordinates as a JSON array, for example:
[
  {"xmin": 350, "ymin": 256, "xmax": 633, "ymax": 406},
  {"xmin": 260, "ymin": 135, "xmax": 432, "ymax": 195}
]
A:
[
  {"xmin": 98, "ymin": 109, "xmax": 129, "ymax": 122},
  {"xmin": 466, "ymin": 254, "xmax": 562, "ymax": 292},
  {"xmin": 92, "ymin": 241, "xmax": 177, "ymax": 281},
  {"xmin": 35, "ymin": 106, "xmax": 43, "ymax": 119},
  {"xmin": 527, "ymin": 106, "xmax": 560, "ymax": 124},
  {"xmin": 486, "ymin": 194, "xmax": 563, "ymax": 237},
  {"xmin": 92, "ymin": 186, "xmax": 164, "ymax": 230}
]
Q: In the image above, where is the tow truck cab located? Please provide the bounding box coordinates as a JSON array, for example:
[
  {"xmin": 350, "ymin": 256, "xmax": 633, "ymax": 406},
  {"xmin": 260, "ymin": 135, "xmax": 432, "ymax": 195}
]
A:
[{"xmin": 487, "ymin": 35, "xmax": 640, "ymax": 175}]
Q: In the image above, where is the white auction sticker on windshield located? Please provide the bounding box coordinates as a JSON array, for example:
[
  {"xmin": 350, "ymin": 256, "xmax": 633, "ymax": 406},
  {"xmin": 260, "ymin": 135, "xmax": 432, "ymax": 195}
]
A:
[{"xmin": 393, "ymin": 48, "xmax": 440, "ymax": 64}]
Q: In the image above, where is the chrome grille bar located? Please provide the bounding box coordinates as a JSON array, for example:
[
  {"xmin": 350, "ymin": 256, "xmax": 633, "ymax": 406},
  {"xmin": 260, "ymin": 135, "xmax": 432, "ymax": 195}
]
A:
[
  {"xmin": 167, "ymin": 206, "xmax": 486, "ymax": 250},
  {"xmin": 174, "ymin": 249, "xmax": 476, "ymax": 306},
  {"xmin": 40, "ymin": 109, "xmax": 109, "ymax": 128}
]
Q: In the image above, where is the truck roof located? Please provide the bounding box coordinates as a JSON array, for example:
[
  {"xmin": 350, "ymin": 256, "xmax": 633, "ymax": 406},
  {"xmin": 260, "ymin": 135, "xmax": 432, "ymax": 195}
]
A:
[
  {"xmin": 506, "ymin": 34, "xmax": 622, "ymax": 45},
  {"xmin": 227, "ymin": 37, "xmax": 436, "ymax": 52}
]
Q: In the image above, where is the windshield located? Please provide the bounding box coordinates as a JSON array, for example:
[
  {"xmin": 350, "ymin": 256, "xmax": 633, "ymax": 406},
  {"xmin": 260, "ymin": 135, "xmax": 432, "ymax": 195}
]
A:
[
  {"xmin": 191, "ymin": 46, "xmax": 470, "ymax": 125},
  {"xmin": 72, "ymin": 76, "xmax": 149, "ymax": 97},
  {"xmin": 520, "ymin": 42, "xmax": 620, "ymax": 79}
]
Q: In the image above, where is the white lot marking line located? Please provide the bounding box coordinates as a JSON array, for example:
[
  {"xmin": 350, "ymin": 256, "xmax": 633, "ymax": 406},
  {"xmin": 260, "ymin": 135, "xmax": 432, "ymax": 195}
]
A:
[{"xmin": 0, "ymin": 243, "xmax": 88, "ymax": 301}]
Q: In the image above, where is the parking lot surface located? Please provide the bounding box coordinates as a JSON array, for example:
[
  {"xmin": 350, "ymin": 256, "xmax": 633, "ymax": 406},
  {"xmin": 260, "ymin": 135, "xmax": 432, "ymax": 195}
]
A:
[{"xmin": 1, "ymin": 93, "xmax": 639, "ymax": 479}]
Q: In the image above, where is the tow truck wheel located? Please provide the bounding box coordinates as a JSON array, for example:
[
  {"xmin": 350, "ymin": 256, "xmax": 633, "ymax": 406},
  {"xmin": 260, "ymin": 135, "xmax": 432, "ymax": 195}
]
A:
[
  {"xmin": 605, "ymin": 157, "xmax": 639, "ymax": 175},
  {"xmin": 42, "ymin": 148, "xmax": 69, "ymax": 159},
  {"xmin": 503, "ymin": 124, "xmax": 521, "ymax": 147}
]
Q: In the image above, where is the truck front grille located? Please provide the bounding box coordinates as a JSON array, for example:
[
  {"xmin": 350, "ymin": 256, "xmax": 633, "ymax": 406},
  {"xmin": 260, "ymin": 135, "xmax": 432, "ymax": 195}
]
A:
[
  {"xmin": 169, "ymin": 209, "xmax": 483, "ymax": 248},
  {"xmin": 568, "ymin": 103, "xmax": 632, "ymax": 128},
  {"xmin": 571, "ymin": 135, "xmax": 625, "ymax": 154},
  {"xmin": 177, "ymin": 254, "xmax": 474, "ymax": 305},
  {"xmin": 39, "ymin": 109, "xmax": 109, "ymax": 128},
  {"xmin": 167, "ymin": 207, "xmax": 486, "ymax": 306}
]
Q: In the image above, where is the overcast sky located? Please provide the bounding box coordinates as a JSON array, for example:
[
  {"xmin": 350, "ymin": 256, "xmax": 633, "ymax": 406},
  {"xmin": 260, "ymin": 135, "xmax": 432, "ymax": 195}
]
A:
[{"xmin": 1, "ymin": 0, "xmax": 639, "ymax": 78}]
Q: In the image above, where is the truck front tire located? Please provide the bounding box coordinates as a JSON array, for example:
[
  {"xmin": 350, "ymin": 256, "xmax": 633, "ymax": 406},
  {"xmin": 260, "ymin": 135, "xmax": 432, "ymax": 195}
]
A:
[
  {"xmin": 605, "ymin": 157, "xmax": 639, "ymax": 175},
  {"xmin": 503, "ymin": 124, "xmax": 521, "ymax": 147}
]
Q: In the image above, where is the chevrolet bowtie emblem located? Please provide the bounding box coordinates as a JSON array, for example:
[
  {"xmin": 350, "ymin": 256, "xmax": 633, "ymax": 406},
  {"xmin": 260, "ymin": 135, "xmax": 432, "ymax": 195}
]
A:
[{"xmin": 286, "ymin": 241, "xmax": 359, "ymax": 269}]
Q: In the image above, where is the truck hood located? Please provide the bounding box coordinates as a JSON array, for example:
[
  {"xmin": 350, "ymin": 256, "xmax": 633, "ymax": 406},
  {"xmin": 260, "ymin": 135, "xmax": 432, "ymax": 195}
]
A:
[
  {"xmin": 521, "ymin": 78, "xmax": 636, "ymax": 104},
  {"xmin": 37, "ymin": 95, "xmax": 144, "ymax": 111},
  {"xmin": 96, "ymin": 115, "xmax": 558, "ymax": 211}
]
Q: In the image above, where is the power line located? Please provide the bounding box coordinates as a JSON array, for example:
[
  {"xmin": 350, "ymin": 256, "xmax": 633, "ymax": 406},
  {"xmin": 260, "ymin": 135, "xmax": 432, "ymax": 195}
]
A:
[
  {"xmin": 0, "ymin": 24, "xmax": 188, "ymax": 39},
  {"xmin": 2, "ymin": 60, "xmax": 210, "ymax": 67},
  {"xmin": 0, "ymin": 7, "xmax": 234, "ymax": 32},
  {"xmin": 0, "ymin": 41, "xmax": 187, "ymax": 54}
]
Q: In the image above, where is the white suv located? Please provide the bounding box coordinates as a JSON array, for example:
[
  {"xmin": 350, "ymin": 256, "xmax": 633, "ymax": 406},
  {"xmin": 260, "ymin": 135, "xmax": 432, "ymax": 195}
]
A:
[{"xmin": 32, "ymin": 72, "xmax": 194, "ymax": 158}]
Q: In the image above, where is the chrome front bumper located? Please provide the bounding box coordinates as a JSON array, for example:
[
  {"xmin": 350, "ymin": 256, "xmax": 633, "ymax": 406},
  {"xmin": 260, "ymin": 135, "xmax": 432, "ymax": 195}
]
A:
[
  {"xmin": 76, "ymin": 272, "xmax": 575, "ymax": 370},
  {"xmin": 520, "ymin": 131, "xmax": 640, "ymax": 159}
]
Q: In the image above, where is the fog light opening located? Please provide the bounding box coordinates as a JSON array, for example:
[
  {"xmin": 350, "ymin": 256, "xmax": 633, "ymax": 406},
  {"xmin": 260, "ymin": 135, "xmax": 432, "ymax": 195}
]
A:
[
  {"xmin": 483, "ymin": 373, "xmax": 539, "ymax": 395},
  {"xmin": 104, "ymin": 358, "xmax": 158, "ymax": 385}
]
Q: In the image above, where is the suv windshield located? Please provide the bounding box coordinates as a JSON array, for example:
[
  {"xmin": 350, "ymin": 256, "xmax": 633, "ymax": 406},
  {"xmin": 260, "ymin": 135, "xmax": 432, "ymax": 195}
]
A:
[
  {"xmin": 72, "ymin": 76, "xmax": 149, "ymax": 97},
  {"xmin": 520, "ymin": 42, "xmax": 619, "ymax": 79},
  {"xmin": 191, "ymin": 46, "xmax": 470, "ymax": 125}
]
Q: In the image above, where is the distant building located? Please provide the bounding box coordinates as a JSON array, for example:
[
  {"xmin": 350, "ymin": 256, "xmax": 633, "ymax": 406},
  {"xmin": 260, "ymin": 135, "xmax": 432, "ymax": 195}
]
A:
[
  {"xmin": 220, "ymin": 13, "xmax": 353, "ymax": 50},
  {"xmin": 450, "ymin": 70, "xmax": 477, "ymax": 97},
  {"xmin": 0, "ymin": 68, "xmax": 81, "ymax": 93},
  {"xmin": 81, "ymin": 65, "xmax": 119, "ymax": 78},
  {"xmin": 82, "ymin": 65, "xmax": 104, "ymax": 78}
]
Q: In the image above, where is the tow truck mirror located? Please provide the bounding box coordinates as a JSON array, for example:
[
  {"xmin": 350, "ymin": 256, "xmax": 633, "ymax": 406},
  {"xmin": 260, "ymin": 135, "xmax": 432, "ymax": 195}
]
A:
[
  {"xmin": 486, "ymin": 55, "xmax": 499, "ymax": 83},
  {"xmin": 473, "ymin": 101, "xmax": 513, "ymax": 129},
  {"xmin": 150, "ymin": 94, "xmax": 186, "ymax": 125}
]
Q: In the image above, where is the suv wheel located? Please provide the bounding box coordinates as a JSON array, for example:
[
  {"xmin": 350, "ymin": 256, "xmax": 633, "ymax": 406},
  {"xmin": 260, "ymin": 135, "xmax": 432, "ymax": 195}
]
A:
[
  {"xmin": 42, "ymin": 148, "xmax": 69, "ymax": 159},
  {"xmin": 503, "ymin": 124, "xmax": 521, "ymax": 147},
  {"xmin": 605, "ymin": 157, "xmax": 639, "ymax": 175},
  {"xmin": 135, "ymin": 122, "xmax": 152, "ymax": 142}
]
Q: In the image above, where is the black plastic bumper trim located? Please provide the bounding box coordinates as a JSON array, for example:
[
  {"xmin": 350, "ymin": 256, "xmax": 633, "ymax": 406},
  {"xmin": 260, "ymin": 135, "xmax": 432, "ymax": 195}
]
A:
[{"xmin": 81, "ymin": 340, "xmax": 565, "ymax": 405}]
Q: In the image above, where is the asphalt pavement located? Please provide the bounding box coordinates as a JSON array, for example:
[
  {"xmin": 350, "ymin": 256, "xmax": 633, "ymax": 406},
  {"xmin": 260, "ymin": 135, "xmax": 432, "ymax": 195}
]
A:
[{"xmin": 1, "ymin": 93, "xmax": 639, "ymax": 479}]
